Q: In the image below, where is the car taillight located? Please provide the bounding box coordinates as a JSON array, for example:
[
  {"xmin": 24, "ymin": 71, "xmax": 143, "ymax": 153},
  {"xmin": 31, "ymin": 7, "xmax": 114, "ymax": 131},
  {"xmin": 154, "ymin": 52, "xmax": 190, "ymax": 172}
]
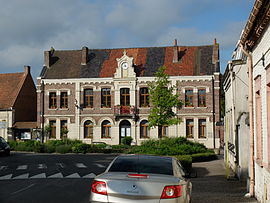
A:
[
  {"xmin": 128, "ymin": 174, "xmax": 149, "ymax": 178},
  {"xmin": 91, "ymin": 180, "xmax": 107, "ymax": 195},
  {"xmin": 160, "ymin": 185, "xmax": 182, "ymax": 199}
]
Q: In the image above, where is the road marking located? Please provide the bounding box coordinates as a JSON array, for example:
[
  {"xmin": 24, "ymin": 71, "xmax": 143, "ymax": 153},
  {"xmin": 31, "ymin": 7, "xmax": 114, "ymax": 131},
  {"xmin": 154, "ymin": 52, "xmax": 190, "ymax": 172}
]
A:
[
  {"xmin": 94, "ymin": 163, "xmax": 105, "ymax": 168},
  {"xmin": 76, "ymin": 163, "xmax": 87, "ymax": 168},
  {"xmin": 56, "ymin": 163, "xmax": 65, "ymax": 168},
  {"xmin": 38, "ymin": 164, "xmax": 47, "ymax": 169},
  {"xmin": 0, "ymin": 174, "xmax": 12, "ymax": 180},
  {"xmin": 30, "ymin": 173, "xmax": 46, "ymax": 179},
  {"xmin": 11, "ymin": 184, "xmax": 35, "ymax": 195},
  {"xmin": 65, "ymin": 173, "xmax": 80, "ymax": 178},
  {"xmin": 13, "ymin": 173, "xmax": 29, "ymax": 179},
  {"xmin": 48, "ymin": 172, "xmax": 63, "ymax": 178},
  {"xmin": 16, "ymin": 165, "xmax": 27, "ymax": 170},
  {"xmin": 82, "ymin": 173, "xmax": 96, "ymax": 178},
  {"xmin": 0, "ymin": 166, "xmax": 7, "ymax": 170}
]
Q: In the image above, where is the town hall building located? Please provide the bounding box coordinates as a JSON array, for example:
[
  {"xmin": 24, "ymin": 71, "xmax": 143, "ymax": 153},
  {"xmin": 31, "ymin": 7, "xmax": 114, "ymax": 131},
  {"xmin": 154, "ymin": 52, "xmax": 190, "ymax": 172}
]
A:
[{"xmin": 37, "ymin": 40, "xmax": 221, "ymax": 149}]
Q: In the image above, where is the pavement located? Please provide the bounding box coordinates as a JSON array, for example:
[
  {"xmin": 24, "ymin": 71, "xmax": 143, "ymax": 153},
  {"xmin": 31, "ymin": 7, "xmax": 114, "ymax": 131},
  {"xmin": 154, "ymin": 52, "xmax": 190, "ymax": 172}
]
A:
[{"xmin": 191, "ymin": 155, "xmax": 258, "ymax": 203}]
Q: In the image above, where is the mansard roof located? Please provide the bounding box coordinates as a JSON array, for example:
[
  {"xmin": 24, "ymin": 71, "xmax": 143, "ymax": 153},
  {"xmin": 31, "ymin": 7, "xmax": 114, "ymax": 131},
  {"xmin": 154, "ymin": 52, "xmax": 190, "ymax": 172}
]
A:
[{"xmin": 40, "ymin": 44, "xmax": 220, "ymax": 79}]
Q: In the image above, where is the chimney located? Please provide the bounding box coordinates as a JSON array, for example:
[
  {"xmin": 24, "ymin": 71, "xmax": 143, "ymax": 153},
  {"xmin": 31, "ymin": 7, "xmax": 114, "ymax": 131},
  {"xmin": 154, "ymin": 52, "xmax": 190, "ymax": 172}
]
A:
[
  {"xmin": 44, "ymin": 51, "xmax": 51, "ymax": 67},
  {"xmin": 24, "ymin": 65, "xmax": 30, "ymax": 74},
  {"xmin": 212, "ymin": 38, "xmax": 220, "ymax": 72},
  {"xmin": 173, "ymin": 39, "xmax": 179, "ymax": 63},
  {"xmin": 81, "ymin": 46, "xmax": 89, "ymax": 65}
]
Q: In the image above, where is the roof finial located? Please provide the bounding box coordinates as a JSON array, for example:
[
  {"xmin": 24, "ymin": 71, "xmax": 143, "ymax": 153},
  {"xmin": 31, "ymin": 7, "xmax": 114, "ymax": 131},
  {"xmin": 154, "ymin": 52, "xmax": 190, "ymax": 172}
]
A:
[{"xmin": 123, "ymin": 49, "xmax": 127, "ymax": 56}]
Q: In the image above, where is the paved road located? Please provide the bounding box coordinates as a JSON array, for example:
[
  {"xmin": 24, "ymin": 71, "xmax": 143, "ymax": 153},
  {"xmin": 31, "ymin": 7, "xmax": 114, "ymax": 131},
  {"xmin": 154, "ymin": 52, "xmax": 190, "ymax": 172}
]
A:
[
  {"xmin": 0, "ymin": 152, "xmax": 259, "ymax": 203},
  {"xmin": 0, "ymin": 152, "xmax": 116, "ymax": 203}
]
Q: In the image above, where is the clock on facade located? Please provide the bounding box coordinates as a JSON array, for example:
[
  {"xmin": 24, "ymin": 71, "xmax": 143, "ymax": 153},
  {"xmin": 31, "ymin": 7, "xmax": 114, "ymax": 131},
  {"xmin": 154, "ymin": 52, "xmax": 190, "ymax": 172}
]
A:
[{"xmin": 121, "ymin": 62, "xmax": 128, "ymax": 69}]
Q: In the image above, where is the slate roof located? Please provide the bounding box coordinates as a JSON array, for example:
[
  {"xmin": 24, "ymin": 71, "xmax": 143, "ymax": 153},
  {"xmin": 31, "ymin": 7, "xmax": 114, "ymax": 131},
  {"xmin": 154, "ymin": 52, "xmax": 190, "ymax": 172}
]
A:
[
  {"xmin": 41, "ymin": 45, "xmax": 219, "ymax": 79},
  {"xmin": 0, "ymin": 72, "xmax": 25, "ymax": 109}
]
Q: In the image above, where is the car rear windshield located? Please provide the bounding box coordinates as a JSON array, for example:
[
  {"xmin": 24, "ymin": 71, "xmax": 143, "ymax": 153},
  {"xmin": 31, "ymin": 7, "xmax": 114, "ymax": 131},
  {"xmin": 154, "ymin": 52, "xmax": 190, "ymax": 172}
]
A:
[{"xmin": 108, "ymin": 156, "xmax": 173, "ymax": 175}]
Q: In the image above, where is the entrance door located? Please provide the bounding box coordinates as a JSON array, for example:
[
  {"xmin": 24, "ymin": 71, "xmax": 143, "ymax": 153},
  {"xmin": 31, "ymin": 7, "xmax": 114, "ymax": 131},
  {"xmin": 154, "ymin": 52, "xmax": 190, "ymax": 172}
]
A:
[{"xmin": 119, "ymin": 120, "xmax": 131, "ymax": 144}]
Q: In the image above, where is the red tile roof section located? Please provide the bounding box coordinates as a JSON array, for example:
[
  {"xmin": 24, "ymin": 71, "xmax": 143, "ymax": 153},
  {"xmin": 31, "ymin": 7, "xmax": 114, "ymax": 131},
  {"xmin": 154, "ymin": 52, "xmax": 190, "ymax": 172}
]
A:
[{"xmin": 0, "ymin": 72, "xmax": 26, "ymax": 109}]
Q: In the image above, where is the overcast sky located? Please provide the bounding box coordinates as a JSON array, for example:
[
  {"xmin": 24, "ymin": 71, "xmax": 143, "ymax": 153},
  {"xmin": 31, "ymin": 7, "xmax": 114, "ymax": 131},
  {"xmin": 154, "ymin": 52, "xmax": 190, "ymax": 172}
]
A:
[{"xmin": 0, "ymin": 0, "xmax": 254, "ymax": 79}]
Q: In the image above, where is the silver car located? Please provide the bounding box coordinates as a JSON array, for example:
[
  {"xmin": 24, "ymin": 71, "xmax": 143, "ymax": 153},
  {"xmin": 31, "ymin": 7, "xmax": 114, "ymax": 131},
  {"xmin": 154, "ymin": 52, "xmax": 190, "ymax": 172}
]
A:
[{"xmin": 90, "ymin": 154, "xmax": 192, "ymax": 203}]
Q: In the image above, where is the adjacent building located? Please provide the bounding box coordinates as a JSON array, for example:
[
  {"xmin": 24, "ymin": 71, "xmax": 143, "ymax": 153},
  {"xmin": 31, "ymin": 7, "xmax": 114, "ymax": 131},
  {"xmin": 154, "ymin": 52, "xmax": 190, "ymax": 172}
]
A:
[
  {"xmin": 0, "ymin": 66, "xmax": 37, "ymax": 140},
  {"xmin": 241, "ymin": 0, "xmax": 270, "ymax": 201},
  {"xmin": 223, "ymin": 42, "xmax": 250, "ymax": 181},
  {"xmin": 37, "ymin": 40, "xmax": 222, "ymax": 149},
  {"xmin": 227, "ymin": 0, "xmax": 270, "ymax": 201}
]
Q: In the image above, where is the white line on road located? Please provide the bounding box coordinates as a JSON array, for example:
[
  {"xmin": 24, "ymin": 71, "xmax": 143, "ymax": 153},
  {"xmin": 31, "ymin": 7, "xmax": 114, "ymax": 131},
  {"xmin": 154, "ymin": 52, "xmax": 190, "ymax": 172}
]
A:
[
  {"xmin": 16, "ymin": 165, "xmax": 28, "ymax": 170},
  {"xmin": 0, "ymin": 166, "xmax": 7, "ymax": 170},
  {"xmin": 11, "ymin": 184, "xmax": 35, "ymax": 195},
  {"xmin": 94, "ymin": 163, "xmax": 105, "ymax": 168},
  {"xmin": 13, "ymin": 173, "xmax": 29, "ymax": 179},
  {"xmin": 56, "ymin": 163, "xmax": 65, "ymax": 168},
  {"xmin": 38, "ymin": 164, "xmax": 47, "ymax": 169},
  {"xmin": 48, "ymin": 172, "xmax": 63, "ymax": 178},
  {"xmin": 65, "ymin": 173, "xmax": 81, "ymax": 178},
  {"xmin": 30, "ymin": 173, "xmax": 46, "ymax": 179},
  {"xmin": 0, "ymin": 174, "xmax": 12, "ymax": 180},
  {"xmin": 76, "ymin": 163, "xmax": 87, "ymax": 168}
]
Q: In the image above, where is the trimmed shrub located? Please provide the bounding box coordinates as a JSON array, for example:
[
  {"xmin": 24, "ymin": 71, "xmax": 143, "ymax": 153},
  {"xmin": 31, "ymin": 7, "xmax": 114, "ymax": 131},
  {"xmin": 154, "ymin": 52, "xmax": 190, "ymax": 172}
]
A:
[
  {"xmin": 55, "ymin": 145, "xmax": 72, "ymax": 154},
  {"xmin": 191, "ymin": 152, "xmax": 217, "ymax": 162},
  {"xmin": 121, "ymin": 137, "xmax": 133, "ymax": 146},
  {"xmin": 176, "ymin": 155, "xmax": 192, "ymax": 174},
  {"xmin": 129, "ymin": 137, "xmax": 209, "ymax": 156},
  {"xmin": 72, "ymin": 143, "xmax": 91, "ymax": 154},
  {"xmin": 44, "ymin": 144, "xmax": 56, "ymax": 153}
]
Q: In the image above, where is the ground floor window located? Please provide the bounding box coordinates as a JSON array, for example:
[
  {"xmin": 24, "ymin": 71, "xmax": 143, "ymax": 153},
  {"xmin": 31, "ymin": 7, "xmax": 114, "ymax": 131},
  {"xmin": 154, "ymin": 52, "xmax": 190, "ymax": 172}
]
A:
[
  {"xmin": 140, "ymin": 120, "xmax": 149, "ymax": 138},
  {"xmin": 186, "ymin": 119, "xmax": 194, "ymax": 138},
  {"xmin": 102, "ymin": 120, "xmax": 111, "ymax": 138},
  {"xmin": 84, "ymin": 120, "xmax": 93, "ymax": 138},
  {"xmin": 49, "ymin": 120, "xmax": 56, "ymax": 139},
  {"xmin": 60, "ymin": 120, "xmax": 68, "ymax": 139},
  {"xmin": 198, "ymin": 119, "xmax": 206, "ymax": 138}
]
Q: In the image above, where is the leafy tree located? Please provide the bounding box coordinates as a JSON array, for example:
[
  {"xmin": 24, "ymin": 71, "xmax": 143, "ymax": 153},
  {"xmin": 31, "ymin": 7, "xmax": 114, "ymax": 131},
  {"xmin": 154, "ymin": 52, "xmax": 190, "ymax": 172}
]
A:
[{"xmin": 148, "ymin": 66, "xmax": 183, "ymax": 138}]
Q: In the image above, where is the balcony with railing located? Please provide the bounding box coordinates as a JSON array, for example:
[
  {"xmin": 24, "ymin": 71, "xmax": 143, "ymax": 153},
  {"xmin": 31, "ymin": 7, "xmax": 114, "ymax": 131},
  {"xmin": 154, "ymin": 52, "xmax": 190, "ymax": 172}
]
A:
[{"xmin": 113, "ymin": 105, "xmax": 138, "ymax": 120}]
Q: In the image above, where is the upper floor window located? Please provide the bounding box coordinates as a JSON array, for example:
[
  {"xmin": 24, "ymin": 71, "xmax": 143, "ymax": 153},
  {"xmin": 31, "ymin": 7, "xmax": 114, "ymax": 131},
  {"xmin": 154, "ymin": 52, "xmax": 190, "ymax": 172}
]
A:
[
  {"xmin": 140, "ymin": 87, "xmax": 149, "ymax": 107},
  {"xmin": 101, "ymin": 88, "xmax": 111, "ymax": 108},
  {"xmin": 49, "ymin": 120, "xmax": 56, "ymax": 139},
  {"xmin": 185, "ymin": 89, "xmax": 193, "ymax": 107},
  {"xmin": 198, "ymin": 119, "xmax": 206, "ymax": 138},
  {"xmin": 120, "ymin": 88, "xmax": 130, "ymax": 106},
  {"xmin": 60, "ymin": 92, "xmax": 68, "ymax": 109},
  {"xmin": 101, "ymin": 120, "xmax": 111, "ymax": 138},
  {"xmin": 84, "ymin": 89, "xmax": 93, "ymax": 108},
  {"xmin": 49, "ymin": 92, "xmax": 57, "ymax": 109},
  {"xmin": 140, "ymin": 120, "xmax": 149, "ymax": 138},
  {"xmin": 84, "ymin": 120, "xmax": 93, "ymax": 138},
  {"xmin": 198, "ymin": 89, "xmax": 206, "ymax": 107},
  {"xmin": 186, "ymin": 119, "xmax": 194, "ymax": 138}
]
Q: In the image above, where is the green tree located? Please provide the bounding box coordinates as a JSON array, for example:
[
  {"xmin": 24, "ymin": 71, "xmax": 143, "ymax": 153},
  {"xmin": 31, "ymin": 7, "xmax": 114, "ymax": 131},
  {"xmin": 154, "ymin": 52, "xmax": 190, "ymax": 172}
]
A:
[{"xmin": 148, "ymin": 66, "xmax": 183, "ymax": 138}]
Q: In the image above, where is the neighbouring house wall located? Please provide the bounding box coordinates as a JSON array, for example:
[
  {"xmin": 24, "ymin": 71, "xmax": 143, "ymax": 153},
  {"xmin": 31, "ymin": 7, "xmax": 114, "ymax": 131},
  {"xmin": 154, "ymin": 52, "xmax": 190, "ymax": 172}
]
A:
[
  {"xmin": 252, "ymin": 22, "xmax": 270, "ymax": 202},
  {"xmin": 14, "ymin": 73, "xmax": 37, "ymax": 123},
  {"xmin": 0, "ymin": 110, "xmax": 14, "ymax": 140}
]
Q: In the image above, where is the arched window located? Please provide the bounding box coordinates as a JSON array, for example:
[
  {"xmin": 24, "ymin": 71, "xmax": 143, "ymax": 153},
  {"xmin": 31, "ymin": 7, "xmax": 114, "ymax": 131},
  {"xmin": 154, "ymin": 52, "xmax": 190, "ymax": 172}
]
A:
[
  {"xmin": 84, "ymin": 120, "xmax": 93, "ymax": 138},
  {"xmin": 140, "ymin": 120, "xmax": 149, "ymax": 138},
  {"xmin": 102, "ymin": 120, "xmax": 111, "ymax": 138}
]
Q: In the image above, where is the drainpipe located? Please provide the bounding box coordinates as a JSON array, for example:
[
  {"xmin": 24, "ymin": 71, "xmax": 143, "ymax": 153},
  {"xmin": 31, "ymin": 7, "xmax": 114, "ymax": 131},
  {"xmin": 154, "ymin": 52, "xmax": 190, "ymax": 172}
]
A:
[{"xmin": 241, "ymin": 44, "xmax": 254, "ymax": 197}]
